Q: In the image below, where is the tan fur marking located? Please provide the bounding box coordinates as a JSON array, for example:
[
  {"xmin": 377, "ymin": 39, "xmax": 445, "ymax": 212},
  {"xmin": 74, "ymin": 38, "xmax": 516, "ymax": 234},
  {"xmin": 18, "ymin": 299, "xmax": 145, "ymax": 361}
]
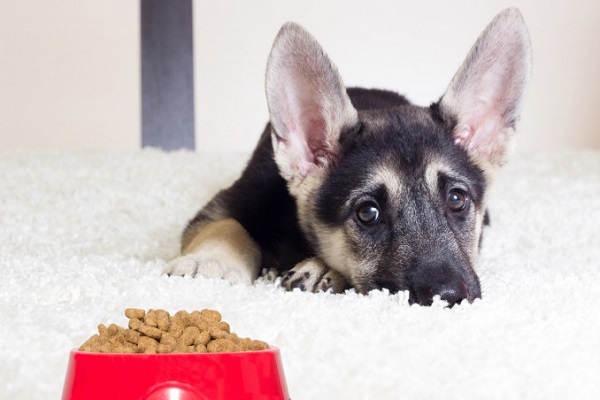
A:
[
  {"xmin": 183, "ymin": 219, "xmax": 251, "ymax": 255},
  {"xmin": 166, "ymin": 219, "xmax": 261, "ymax": 285},
  {"xmin": 318, "ymin": 227, "xmax": 352, "ymax": 276},
  {"xmin": 424, "ymin": 159, "xmax": 462, "ymax": 194},
  {"xmin": 372, "ymin": 164, "xmax": 403, "ymax": 200}
]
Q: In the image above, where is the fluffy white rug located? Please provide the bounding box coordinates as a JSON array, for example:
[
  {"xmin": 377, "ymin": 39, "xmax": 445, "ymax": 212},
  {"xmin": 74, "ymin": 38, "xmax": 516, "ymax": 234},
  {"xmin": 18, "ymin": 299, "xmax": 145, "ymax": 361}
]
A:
[{"xmin": 1, "ymin": 148, "xmax": 599, "ymax": 399}]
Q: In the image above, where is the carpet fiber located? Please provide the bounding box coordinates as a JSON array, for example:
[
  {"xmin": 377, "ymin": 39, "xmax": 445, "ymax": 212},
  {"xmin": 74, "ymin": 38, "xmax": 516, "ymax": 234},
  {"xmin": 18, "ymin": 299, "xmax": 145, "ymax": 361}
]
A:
[{"xmin": 1, "ymin": 149, "xmax": 599, "ymax": 399}]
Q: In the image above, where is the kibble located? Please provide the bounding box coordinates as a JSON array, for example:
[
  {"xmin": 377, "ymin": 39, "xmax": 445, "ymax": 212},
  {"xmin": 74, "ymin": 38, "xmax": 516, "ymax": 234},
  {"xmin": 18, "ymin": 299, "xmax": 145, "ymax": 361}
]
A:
[{"xmin": 79, "ymin": 308, "xmax": 269, "ymax": 354}]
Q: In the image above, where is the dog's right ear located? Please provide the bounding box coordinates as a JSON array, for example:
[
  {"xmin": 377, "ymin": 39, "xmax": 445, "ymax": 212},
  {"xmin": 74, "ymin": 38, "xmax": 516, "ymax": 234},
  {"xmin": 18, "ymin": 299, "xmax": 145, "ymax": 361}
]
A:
[
  {"xmin": 438, "ymin": 8, "xmax": 532, "ymax": 169},
  {"xmin": 265, "ymin": 22, "xmax": 358, "ymax": 186}
]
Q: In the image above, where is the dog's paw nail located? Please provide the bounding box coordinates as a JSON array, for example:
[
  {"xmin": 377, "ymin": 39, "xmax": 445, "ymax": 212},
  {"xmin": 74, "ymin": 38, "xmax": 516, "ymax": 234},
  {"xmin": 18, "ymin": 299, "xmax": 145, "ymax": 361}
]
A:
[
  {"xmin": 281, "ymin": 271, "xmax": 294, "ymax": 285},
  {"xmin": 289, "ymin": 278, "xmax": 306, "ymax": 291},
  {"xmin": 164, "ymin": 257, "xmax": 199, "ymax": 277},
  {"xmin": 322, "ymin": 276, "xmax": 333, "ymax": 288}
]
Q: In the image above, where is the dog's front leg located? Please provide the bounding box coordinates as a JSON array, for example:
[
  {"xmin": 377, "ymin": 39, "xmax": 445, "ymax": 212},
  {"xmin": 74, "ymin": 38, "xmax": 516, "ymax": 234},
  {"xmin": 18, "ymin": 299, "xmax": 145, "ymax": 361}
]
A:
[
  {"xmin": 281, "ymin": 257, "xmax": 350, "ymax": 293},
  {"xmin": 165, "ymin": 219, "xmax": 261, "ymax": 285}
]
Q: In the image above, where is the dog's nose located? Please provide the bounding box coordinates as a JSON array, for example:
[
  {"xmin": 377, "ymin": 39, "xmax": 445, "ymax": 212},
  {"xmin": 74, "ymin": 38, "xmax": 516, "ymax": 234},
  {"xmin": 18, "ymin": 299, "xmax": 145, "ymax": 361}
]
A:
[
  {"xmin": 408, "ymin": 263, "xmax": 470, "ymax": 307},
  {"xmin": 410, "ymin": 280, "xmax": 469, "ymax": 307},
  {"xmin": 437, "ymin": 280, "xmax": 469, "ymax": 307}
]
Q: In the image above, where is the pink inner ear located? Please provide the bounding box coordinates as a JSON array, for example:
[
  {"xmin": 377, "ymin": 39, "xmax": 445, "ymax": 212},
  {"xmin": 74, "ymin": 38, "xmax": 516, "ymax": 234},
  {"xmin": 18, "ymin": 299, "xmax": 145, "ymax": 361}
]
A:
[
  {"xmin": 454, "ymin": 126, "xmax": 472, "ymax": 145},
  {"xmin": 285, "ymin": 127, "xmax": 315, "ymax": 175},
  {"xmin": 282, "ymin": 72, "xmax": 333, "ymax": 167},
  {"xmin": 302, "ymin": 116, "xmax": 329, "ymax": 160},
  {"xmin": 452, "ymin": 67, "xmax": 514, "ymax": 157},
  {"xmin": 454, "ymin": 110, "xmax": 505, "ymax": 158}
]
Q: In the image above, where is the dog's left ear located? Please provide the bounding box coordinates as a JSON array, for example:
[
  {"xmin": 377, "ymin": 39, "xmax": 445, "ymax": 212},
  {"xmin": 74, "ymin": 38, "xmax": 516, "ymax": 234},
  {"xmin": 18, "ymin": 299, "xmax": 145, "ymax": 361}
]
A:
[
  {"xmin": 265, "ymin": 22, "xmax": 359, "ymax": 185},
  {"xmin": 439, "ymin": 8, "xmax": 532, "ymax": 167}
]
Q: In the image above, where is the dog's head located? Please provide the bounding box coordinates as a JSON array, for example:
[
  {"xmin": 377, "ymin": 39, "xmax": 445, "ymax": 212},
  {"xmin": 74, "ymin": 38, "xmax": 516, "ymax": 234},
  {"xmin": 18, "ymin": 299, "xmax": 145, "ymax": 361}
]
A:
[{"xmin": 265, "ymin": 9, "xmax": 531, "ymax": 305}]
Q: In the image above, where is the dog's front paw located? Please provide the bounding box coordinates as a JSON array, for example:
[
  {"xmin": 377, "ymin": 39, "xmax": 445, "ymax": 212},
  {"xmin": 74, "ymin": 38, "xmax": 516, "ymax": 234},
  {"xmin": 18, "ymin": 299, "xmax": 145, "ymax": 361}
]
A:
[
  {"xmin": 281, "ymin": 257, "xmax": 349, "ymax": 293},
  {"xmin": 164, "ymin": 252, "xmax": 255, "ymax": 285}
]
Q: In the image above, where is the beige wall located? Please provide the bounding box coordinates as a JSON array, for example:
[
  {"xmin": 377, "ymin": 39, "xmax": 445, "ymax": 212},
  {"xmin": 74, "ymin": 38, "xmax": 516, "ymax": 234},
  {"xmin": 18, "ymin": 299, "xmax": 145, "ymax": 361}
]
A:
[
  {"xmin": 0, "ymin": 0, "xmax": 139, "ymax": 150},
  {"xmin": 1, "ymin": 0, "xmax": 599, "ymax": 152}
]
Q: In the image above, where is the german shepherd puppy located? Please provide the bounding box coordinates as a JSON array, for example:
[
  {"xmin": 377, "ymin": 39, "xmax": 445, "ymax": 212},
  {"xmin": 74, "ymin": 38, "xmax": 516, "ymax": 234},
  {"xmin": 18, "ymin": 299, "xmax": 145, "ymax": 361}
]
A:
[{"xmin": 166, "ymin": 9, "xmax": 531, "ymax": 306}]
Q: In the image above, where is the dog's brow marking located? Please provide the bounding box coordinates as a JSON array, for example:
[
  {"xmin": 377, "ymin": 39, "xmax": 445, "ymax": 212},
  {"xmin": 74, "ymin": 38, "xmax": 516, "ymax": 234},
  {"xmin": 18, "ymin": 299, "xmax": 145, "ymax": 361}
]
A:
[
  {"xmin": 424, "ymin": 159, "xmax": 464, "ymax": 194},
  {"xmin": 371, "ymin": 164, "xmax": 404, "ymax": 200},
  {"xmin": 343, "ymin": 164, "xmax": 403, "ymax": 211},
  {"xmin": 424, "ymin": 160, "xmax": 443, "ymax": 195}
]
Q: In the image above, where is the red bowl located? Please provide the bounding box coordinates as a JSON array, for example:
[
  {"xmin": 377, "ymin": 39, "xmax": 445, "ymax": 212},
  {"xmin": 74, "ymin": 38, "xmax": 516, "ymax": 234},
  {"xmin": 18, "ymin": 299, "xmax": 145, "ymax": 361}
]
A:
[{"xmin": 62, "ymin": 347, "xmax": 290, "ymax": 400}]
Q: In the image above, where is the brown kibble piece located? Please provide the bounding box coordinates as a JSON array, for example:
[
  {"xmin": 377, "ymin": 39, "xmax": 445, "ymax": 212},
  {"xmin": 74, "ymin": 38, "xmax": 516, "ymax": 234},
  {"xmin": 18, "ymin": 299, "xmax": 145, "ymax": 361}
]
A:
[
  {"xmin": 138, "ymin": 325, "xmax": 163, "ymax": 340},
  {"xmin": 137, "ymin": 337, "xmax": 158, "ymax": 355},
  {"xmin": 174, "ymin": 310, "xmax": 192, "ymax": 326},
  {"xmin": 180, "ymin": 326, "xmax": 201, "ymax": 346},
  {"xmin": 244, "ymin": 340, "xmax": 269, "ymax": 351},
  {"xmin": 207, "ymin": 339, "xmax": 237, "ymax": 353},
  {"xmin": 107, "ymin": 324, "xmax": 121, "ymax": 336},
  {"xmin": 122, "ymin": 344, "xmax": 138, "ymax": 354},
  {"xmin": 168, "ymin": 326, "xmax": 183, "ymax": 339},
  {"xmin": 128, "ymin": 318, "xmax": 143, "ymax": 330},
  {"xmin": 98, "ymin": 343, "xmax": 112, "ymax": 353},
  {"xmin": 160, "ymin": 333, "xmax": 177, "ymax": 347},
  {"xmin": 155, "ymin": 310, "xmax": 171, "ymax": 331},
  {"xmin": 227, "ymin": 334, "xmax": 241, "ymax": 345},
  {"xmin": 108, "ymin": 334, "xmax": 125, "ymax": 347},
  {"xmin": 158, "ymin": 344, "xmax": 174, "ymax": 354},
  {"xmin": 218, "ymin": 321, "xmax": 230, "ymax": 333},
  {"xmin": 201, "ymin": 309, "xmax": 221, "ymax": 322},
  {"xmin": 190, "ymin": 310, "xmax": 202, "ymax": 322},
  {"xmin": 145, "ymin": 310, "xmax": 158, "ymax": 328},
  {"xmin": 97, "ymin": 324, "xmax": 108, "ymax": 337},
  {"xmin": 124, "ymin": 329, "xmax": 140, "ymax": 344},
  {"xmin": 190, "ymin": 313, "xmax": 209, "ymax": 331},
  {"xmin": 196, "ymin": 344, "xmax": 208, "ymax": 353},
  {"xmin": 173, "ymin": 344, "xmax": 192, "ymax": 354},
  {"xmin": 138, "ymin": 335, "xmax": 157, "ymax": 346},
  {"xmin": 194, "ymin": 330, "xmax": 211, "ymax": 346},
  {"xmin": 125, "ymin": 308, "xmax": 146, "ymax": 320},
  {"xmin": 209, "ymin": 328, "xmax": 228, "ymax": 340}
]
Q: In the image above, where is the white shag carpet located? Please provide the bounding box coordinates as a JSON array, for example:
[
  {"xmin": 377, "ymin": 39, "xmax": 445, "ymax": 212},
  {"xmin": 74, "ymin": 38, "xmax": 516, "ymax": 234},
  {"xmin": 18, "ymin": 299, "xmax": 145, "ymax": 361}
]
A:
[{"xmin": 1, "ymin": 148, "xmax": 599, "ymax": 400}]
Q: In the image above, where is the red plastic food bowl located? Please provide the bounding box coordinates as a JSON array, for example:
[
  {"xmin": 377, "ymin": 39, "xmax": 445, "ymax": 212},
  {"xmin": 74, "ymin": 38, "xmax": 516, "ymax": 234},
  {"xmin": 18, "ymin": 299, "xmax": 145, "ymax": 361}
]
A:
[{"xmin": 62, "ymin": 347, "xmax": 290, "ymax": 400}]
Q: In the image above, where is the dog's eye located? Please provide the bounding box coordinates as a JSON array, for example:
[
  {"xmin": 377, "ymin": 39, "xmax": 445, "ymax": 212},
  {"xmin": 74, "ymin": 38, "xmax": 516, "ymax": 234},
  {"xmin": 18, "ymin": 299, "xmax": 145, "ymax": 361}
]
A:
[
  {"xmin": 356, "ymin": 201, "xmax": 380, "ymax": 225},
  {"xmin": 447, "ymin": 189, "xmax": 468, "ymax": 212}
]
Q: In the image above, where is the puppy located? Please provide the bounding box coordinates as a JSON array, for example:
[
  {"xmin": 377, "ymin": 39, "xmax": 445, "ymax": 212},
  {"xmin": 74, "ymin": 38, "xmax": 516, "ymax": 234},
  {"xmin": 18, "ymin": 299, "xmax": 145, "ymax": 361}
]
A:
[{"xmin": 166, "ymin": 8, "xmax": 531, "ymax": 306}]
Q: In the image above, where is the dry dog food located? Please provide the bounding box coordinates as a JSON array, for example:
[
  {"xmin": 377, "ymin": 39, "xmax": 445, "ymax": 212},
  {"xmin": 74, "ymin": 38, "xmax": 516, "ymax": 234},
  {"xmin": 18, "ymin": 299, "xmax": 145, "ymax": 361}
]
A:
[{"xmin": 79, "ymin": 309, "xmax": 269, "ymax": 354}]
